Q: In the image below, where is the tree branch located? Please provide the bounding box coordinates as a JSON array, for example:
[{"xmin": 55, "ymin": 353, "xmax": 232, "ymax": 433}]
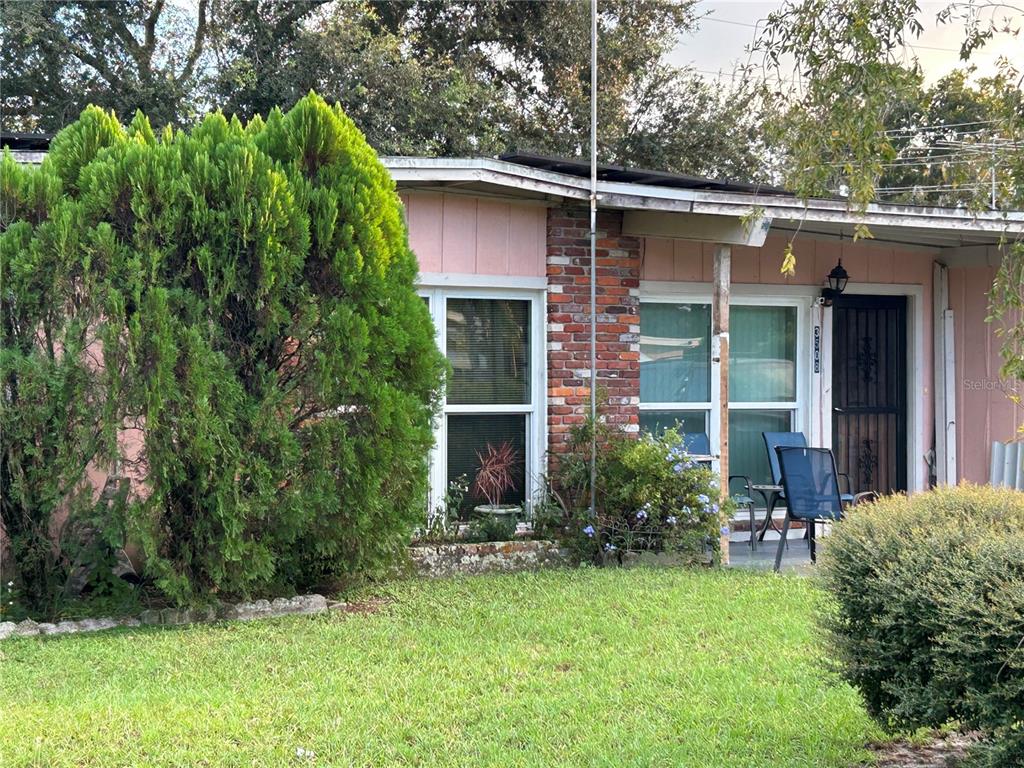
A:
[
  {"xmin": 142, "ymin": 0, "xmax": 166, "ymax": 67},
  {"xmin": 100, "ymin": 4, "xmax": 149, "ymax": 77},
  {"xmin": 176, "ymin": 0, "xmax": 208, "ymax": 85}
]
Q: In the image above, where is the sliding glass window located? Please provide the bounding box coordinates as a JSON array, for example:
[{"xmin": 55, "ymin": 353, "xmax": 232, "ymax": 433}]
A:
[
  {"xmin": 640, "ymin": 298, "xmax": 801, "ymax": 485},
  {"xmin": 639, "ymin": 301, "xmax": 712, "ymax": 439}
]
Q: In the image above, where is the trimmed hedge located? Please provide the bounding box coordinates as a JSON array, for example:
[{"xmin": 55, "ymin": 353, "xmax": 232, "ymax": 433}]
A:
[{"xmin": 820, "ymin": 485, "xmax": 1024, "ymax": 767}]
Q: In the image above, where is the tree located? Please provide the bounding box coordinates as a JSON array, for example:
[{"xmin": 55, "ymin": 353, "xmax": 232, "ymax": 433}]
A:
[
  {"xmin": 2, "ymin": 94, "xmax": 446, "ymax": 608},
  {"xmin": 760, "ymin": 1, "xmax": 1024, "ymax": 402},
  {"xmin": 863, "ymin": 68, "xmax": 1022, "ymax": 207},
  {"xmin": 360, "ymin": 0, "xmax": 777, "ymax": 179},
  {"xmin": 759, "ymin": 0, "xmax": 926, "ymax": 213},
  {"xmin": 212, "ymin": 1, "xmax": 506, "ymax": 157},
  {"xmin": 1, "ymin": 0, "xmax": 212, "ymax": 131},
  {"xmin": 2, "ymin": 0, "xmax": 780, "ymax": 182}
]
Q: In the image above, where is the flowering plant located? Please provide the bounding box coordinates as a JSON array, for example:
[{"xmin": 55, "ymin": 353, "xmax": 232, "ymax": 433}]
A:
[{"xmin": 540, "ymin": 420, "xmax": 730, "ymax": 565}]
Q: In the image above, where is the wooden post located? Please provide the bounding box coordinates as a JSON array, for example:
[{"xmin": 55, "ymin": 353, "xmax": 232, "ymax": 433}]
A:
[{"xmin": 713, "ymin": 244, "xmax": 731, "ymax": 565}]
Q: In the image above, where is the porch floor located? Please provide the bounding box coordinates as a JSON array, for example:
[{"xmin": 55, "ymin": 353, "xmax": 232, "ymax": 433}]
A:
[{"xmin": 726, "ymin": 525, "xmax": 824, "ymax": 574}]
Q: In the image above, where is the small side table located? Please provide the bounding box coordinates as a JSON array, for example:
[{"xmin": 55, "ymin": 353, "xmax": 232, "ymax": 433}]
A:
[{"xmin": 751, "ymin": 484, "xmax": 784, "ymax": 542}]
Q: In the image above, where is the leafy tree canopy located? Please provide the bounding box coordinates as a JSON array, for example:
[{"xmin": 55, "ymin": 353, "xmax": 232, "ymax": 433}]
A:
[
  {"xmin": 1, "ymin": 0, "xmax": 780, "ymax": 182},
  {"xmin": 760, "ymin": 0, "xmax": 1023, "ymax": 385}
]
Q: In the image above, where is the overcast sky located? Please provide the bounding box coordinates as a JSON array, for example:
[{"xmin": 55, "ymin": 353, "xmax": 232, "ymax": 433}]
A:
[{"xmin": 672, "ymin": 0, "xmax": 1024, "ymax": 87}]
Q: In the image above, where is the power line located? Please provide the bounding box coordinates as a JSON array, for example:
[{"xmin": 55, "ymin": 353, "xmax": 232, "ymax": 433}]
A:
[{"xmin": 882, "ymin": 119, "xmax": 1002, "ymax": 134}]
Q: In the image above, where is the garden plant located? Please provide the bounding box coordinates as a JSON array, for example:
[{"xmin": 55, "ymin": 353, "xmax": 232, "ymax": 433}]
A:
[
  {"xmin": 0, "ymin": 93, "xmax": 445, "ymax": 617},
  {"xmin": 820, "ymin": 485, "xmax": 1024, "ymax": 768},
  {"xmin": 539, "ymin": 420, "xmax": 727, "ymax": 566}
]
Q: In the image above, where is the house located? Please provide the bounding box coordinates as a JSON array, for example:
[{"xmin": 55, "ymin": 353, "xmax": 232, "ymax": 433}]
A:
[
  {"xmin": 386, "ymin": 153, "xmax": 1024, "ymax": 517},
  {"xmin": 5, "ymin": 133, "xmax": 1023, "ymax": 522}
]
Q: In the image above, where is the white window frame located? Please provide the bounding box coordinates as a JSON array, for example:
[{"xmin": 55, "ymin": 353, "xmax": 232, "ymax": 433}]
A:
[
  {"xmin": 419, "ymin": 283, "xmax": 547, "ymax": 518},
  {"xmin": 638, "ymin": 282, "xmax": 815, "ymax": 464}
]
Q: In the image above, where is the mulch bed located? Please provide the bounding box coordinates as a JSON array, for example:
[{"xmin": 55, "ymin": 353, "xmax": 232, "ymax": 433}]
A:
[{"xmin": 868, "ymin": 732, "xmax": 980, "ymax": 767}]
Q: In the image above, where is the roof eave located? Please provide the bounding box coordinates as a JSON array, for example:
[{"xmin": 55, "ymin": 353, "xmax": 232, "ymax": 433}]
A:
[{"xmin": 383, "ymin": 156, "xmax": 1024, "ymax": 240}]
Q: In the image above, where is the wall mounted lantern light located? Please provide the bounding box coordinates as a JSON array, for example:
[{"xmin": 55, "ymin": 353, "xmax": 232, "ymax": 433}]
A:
[{"xmin": 821, "ymin": 259, "xmax": 849, "ymax": 306}]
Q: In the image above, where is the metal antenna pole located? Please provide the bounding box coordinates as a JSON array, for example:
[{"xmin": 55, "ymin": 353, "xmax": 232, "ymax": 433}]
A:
[
  {"xmin": 589, "ymin": 0, "xmax": 598, "ymax": 518},
  {"xmin": 991, "ymin": 146, "xmax": 997, "ymax": 210}
]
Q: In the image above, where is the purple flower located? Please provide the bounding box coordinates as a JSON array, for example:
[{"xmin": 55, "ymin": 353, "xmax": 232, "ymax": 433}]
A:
[
  {"xmin": 672, "ymin": 462, "xmax": 685, "ymax": 474},
  {"xmin": 720, "ymin": 525, "xmax": 731, "ymax": 536},
  {"xmin": 697, "ymin": 493, "xmax": 710, "ymax": 505},
  {"xmin": 604, "ymin": 543, "xmax": 617, "ymax": 552},
  {"xmin": 583, "ymin": 525, "xmax": 595, "ymax": 537},
  {"xmin": 666, "ymin": 515, "xmax": 678, "ymax": 526},
  {"xmin": 636, "ymin": 509, "xmax": 649, "ymax": 522}
]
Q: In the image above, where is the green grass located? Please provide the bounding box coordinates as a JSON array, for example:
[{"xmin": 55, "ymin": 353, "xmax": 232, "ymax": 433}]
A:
[{"xmin": 0, "ymin": 568, "xmax": 883, "ymax": 767}]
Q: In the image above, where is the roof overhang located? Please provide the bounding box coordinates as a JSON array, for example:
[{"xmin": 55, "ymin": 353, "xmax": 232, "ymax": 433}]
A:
[{"xmin": 384, "ymin": 156, "xmax": 1024, "ymax": 251}]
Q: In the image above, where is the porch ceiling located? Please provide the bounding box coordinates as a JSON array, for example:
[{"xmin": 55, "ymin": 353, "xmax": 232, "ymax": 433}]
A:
[{"xmin": 770, "ymin": 219, "xmax": 1005, "ymax": 250}]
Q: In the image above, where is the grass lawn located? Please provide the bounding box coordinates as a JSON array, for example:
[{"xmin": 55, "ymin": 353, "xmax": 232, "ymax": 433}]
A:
[{"xmin": 0, "ymin": 568, "xmax": 883, "ymax": 767}]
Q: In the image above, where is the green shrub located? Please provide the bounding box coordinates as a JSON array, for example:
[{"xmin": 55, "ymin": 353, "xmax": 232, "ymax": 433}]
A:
[
  {"xmin": 539, "ymin": 420, "xmax": 726, "ymax": 565},
  {"xmin": 1, "ymin": 94, "xmax": 446, "ymax": 610},
  {"xmin": 0, "ymin": 140, "xmax": 129, "ymax": 617},
  {"xmin": 820, "ymin": 485, "xmax": 1024, "ymax": 767}
]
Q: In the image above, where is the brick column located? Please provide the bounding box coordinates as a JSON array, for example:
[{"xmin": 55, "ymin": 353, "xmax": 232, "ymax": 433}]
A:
[{"xmin": 546, "ymin": 207, "xmax": 641, "ymax": 457}]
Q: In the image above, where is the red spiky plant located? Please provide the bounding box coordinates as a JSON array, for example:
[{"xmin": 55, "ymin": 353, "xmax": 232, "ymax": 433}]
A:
[{"xmin": 472, "ymin": 441, "xmax": 520, "ymax": 507}]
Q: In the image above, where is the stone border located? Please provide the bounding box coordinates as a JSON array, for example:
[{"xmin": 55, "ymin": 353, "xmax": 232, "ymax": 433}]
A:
[
  {"xmin": 409, "ymin": 539, "xmax": 570, "ymax": 578},
  {"xmin": 0, "ymin": 594, "xmax": 335, "ymax": 642},
  {"xmin": 1, "ymin": 541, "xmax": 571, "ymax": 639}
]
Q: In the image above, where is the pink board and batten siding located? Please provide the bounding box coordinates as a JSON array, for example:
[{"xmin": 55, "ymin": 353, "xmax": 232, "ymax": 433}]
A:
[
  {"xmin": 640, "ymin": 232, "xmax": 937, "ymax": 287},
  {"xmin": 399, "ymin": 191, "xmax": 547, "ymax": 277},
  {"xmin": 949, "ymin": 265, "xmax": 1024, "ymax": 483}
]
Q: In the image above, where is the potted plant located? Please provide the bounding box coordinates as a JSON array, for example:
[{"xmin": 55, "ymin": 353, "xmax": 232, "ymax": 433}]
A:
[{"xmin": 472, "ymin": 441, "xmax": 522, "ymax": 528}]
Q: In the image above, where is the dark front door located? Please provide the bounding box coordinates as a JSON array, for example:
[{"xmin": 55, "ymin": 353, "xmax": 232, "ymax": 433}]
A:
[{"xmin": 832, "ymin": 295, "xmax": 908, "ymax": 494}]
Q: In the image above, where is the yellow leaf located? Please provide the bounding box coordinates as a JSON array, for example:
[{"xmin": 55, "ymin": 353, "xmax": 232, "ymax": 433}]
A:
[{"xmin": 780, "ymin": 243, "xmax": 797, "ymax": 277}]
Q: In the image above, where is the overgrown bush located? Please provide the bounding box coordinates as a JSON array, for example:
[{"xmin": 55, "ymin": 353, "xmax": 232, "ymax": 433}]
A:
[
  {"xmin": 0, "ymin": 147, "xmax": 130, "ymax": 618},
  {"xmin": 1, "ymin": 93, "xmax": 446, "ymax": 612},
  {"xmin": 539, "ymin": 420, "xmax": 726, "ymax": 565},
  {"xmin": 820, "ymin": 485, "xmax": 1024, "ymax": 767}
]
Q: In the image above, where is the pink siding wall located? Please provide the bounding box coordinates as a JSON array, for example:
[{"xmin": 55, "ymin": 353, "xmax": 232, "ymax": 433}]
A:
[
  {"xmin": 641, "ymin": 232, "xmax": 938, "ymax": 486},
  {"xmin": 949, "ymin": 265, "xmax": 1024, "ymax": 483},
  {"xmin": 641, "ymin": 233, "xmax": 934, "ymax": 287},
  {"xmin": 399, "ymin": 191, "xmax": 547, "ymax": 277}
]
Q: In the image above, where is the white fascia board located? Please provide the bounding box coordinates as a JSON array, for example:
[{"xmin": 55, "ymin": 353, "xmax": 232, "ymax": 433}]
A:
[
  {"xmin": 690, "ymin": 197, "xmax": 1024, "ymax": 237},
  {"xmin": 382, "ymin": 156, "xmax": 1024, "ymax": 237},
  {"xmin": 8, "ymin": 150, "xmax": 46, "ymax": 165},
  {"xmin": 384, "ymin": 156, "xmax": 590, "ymax": 201}
]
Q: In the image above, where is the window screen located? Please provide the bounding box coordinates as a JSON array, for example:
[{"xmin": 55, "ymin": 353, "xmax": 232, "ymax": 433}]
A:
[{"xmin": 447, "ymin": 414, "xmax": 527, "ymax": 518}]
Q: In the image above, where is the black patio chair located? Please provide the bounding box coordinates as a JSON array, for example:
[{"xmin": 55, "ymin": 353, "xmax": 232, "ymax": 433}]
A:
[
  {"xmin": 772, "ymin": 446, "xmax": 845, "ymax": 572},
  {"xmin": 758, "ymin": 431, "xmax": 854, "ymax": 542},
  {"xmin": 680, "ymin": 432, "xmax": 758, "ymax": 550}
]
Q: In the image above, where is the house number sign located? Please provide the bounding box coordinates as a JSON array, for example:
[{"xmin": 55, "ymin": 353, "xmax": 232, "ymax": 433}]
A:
[{"xmin": 813, "ymin": 326, "xmax": 821, "ymax": 374}]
